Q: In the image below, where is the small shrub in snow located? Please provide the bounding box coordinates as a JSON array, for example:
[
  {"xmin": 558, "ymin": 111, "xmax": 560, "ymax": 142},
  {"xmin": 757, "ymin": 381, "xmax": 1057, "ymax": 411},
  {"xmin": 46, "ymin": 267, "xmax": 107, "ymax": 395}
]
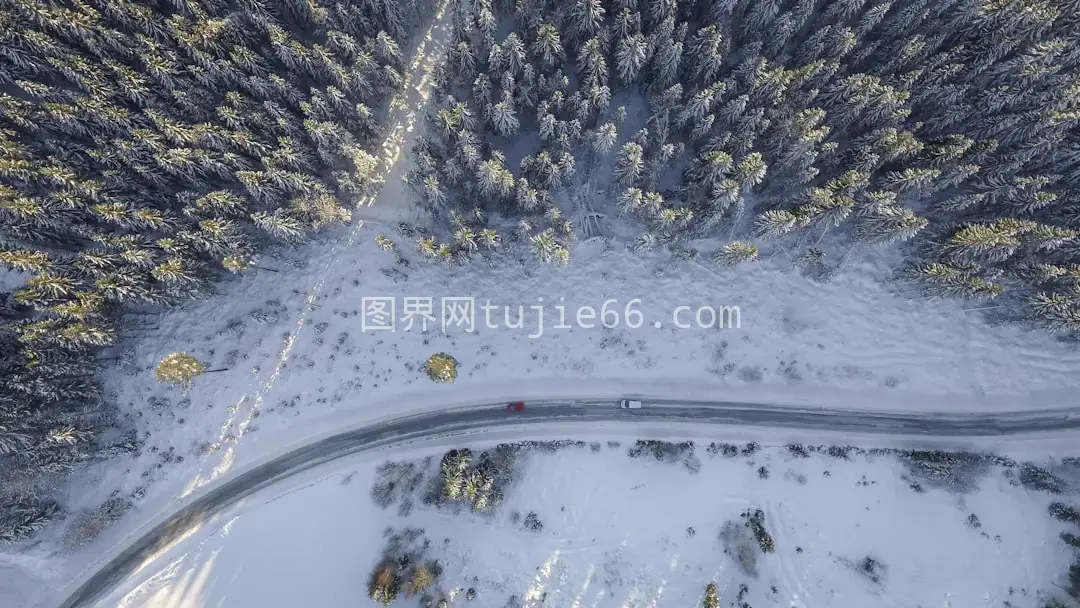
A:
[
  {"xmin": 438, "ymin": 449, "xmax": 501, "ymax": 511},
  {"xmin": 825, "ymin": 445, "xmax": 854, "ymax": 460},
  {"xmin": 742, "ymin": 508, "xmax": 775, "ymax": 553},
  {"xmin": 856, "ymin": 556, "xmax": 887, "ymax": 585},
  {"xmin": 154, "ymin": 352, "xmax": 206, "ymax": 386},
  {"xmin": 627, "ymin": 440, "xmax": 694, "ymax": 464},
  {"xmin": 707, "ymin": 442, "xmax": 739, "ymax": 457},
  {"xmin": 1050, "ymin": 503, "xmax": 1080, "ymax": 524},
  {"xmin": 440, "ymin": 449, "xmax": 471, "ymax": 501},
  {"xmin": 408, "ymin": 564, "xmax": 435, "ymax": 597},
  {"xmin": 376, "ymin": 234, "xmax": 396, "ymax": 251},
  {"xmin": 1062, "ymin": 532, "xmax": 1080, "ymax": 550},
  {"xmin": 786, "ymin": 443, "xmax": 811, "ymax": 458},
  {"xmin": 424, "ymin": 353, "xmax": 458, "ymax": 383},
  {"xmin": 1019, "ymin": 462, "xmax": 1066, "ymax": 494},
  {"xmin": 835, "ymin": 554, "xmax": 888, "ymax": 585},
  {"xmin": 369, "ymin": 528, "xmax": 439, "ymax": 605},
  {"xmin": 523, "ymin": 511, "xmax": 543, "ymax": 532},
  {"xmin": 368, "ymin": 562, "xmax": 402, "ymax": 606},
  {"xmin": 897, "ymin": 449, "xmax": 992, "ymax": 493},
  {"xmin": 702, "ymin": 583, "xmax": 720, "ymax": 608},
  {"xmin": 735, "ymin": 584, "xmax": 753, "ymax": 608},
  {"xmin": 463, "ymin": 469, "xmax": 497, "ymax": 510}
]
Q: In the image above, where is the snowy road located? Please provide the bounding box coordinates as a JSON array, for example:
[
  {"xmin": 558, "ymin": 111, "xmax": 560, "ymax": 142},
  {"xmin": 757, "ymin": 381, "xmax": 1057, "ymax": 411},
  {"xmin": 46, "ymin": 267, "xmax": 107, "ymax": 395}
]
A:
[{"xmin": 53, "ymin": 398, "xmax": 1080, "ymax": 608}]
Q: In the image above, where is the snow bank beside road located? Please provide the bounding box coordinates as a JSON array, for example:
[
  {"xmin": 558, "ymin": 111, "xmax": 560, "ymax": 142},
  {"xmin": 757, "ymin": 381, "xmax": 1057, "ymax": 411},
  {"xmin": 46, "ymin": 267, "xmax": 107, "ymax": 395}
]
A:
[{"xmin": 95, "ymin": 442, "xmax": 1073, "ymax": 608}]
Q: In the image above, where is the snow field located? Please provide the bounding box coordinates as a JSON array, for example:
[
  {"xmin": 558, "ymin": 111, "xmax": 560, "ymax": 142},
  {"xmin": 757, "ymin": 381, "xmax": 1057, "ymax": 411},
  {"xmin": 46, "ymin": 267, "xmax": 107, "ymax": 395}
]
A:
[
  {"xmin": 97, "ymin": 223, "xmax": 1080, "ymax": 501},
  {"xmin": 69, "ymin": 221, "xmax": 1078, "ymax": 579},
  {"xmin": 96, "ymin": 440, "xmax": 1074, "ymax": 608},
  {"xmin": 43, "ymin": 414, "xmax": 1079, "ymax": 608},
  {"xmin": 428, "ymin": 445, "xmax": 1068, "ymax": 608}
]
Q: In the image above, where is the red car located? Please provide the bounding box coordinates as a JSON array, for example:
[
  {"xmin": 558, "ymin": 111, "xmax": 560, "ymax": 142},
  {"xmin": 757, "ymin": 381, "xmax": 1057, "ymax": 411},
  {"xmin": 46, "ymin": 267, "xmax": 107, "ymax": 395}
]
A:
[{"xmin": 507, "ymin": 401, "xmax": 525, "ymax": 412}]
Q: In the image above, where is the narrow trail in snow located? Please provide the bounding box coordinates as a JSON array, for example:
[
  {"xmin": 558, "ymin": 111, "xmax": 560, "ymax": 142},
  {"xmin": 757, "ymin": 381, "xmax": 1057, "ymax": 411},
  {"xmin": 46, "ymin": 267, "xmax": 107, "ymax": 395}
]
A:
[
  {"xmin": 176, "ymin": 1, "xmax": 453, "ymax": 501},
  {"xmin": 52, "ymin": 397, "xmax": 1080, "ymax": 608}
]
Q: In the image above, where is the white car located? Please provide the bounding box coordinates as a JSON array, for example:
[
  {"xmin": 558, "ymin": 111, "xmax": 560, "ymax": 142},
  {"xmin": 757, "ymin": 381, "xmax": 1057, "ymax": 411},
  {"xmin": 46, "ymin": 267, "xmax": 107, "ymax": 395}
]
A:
[{"xmin": 619, "ymin": 399, "xmax": 642, "ymax": 409}]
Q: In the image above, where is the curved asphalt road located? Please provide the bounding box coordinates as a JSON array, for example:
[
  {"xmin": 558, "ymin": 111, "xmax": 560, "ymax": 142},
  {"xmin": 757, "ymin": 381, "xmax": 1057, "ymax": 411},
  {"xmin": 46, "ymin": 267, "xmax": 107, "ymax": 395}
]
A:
[{"xmin": 54, "ymin": 398, "xmax": 1080, "ymax": 608}]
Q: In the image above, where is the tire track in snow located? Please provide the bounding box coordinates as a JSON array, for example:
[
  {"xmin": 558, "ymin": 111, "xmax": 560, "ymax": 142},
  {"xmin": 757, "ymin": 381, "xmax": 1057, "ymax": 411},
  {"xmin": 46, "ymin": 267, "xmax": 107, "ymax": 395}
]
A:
[
  {"xmin": 54, "ymin": 399, "xmax": 1080, "ymax": 608},
  {"xmin": 765, "ymin": 501, "xmax": 815, "ymax": 608}
]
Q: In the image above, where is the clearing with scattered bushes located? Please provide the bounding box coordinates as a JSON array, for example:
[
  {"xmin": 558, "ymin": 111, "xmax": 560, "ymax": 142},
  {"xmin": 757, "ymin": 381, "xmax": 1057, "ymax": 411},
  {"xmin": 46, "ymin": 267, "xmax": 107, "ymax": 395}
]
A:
[{"xmin": 91, "ymin": 438, "xmax": 1080, "ymax": 608}]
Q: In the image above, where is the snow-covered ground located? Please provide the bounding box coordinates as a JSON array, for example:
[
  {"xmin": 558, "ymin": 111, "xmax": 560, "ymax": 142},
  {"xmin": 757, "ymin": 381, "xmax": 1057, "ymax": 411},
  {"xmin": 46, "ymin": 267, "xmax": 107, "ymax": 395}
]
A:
[
  {"xmin": 26, "ymin": 203, "xmax": 1078, "ymax": 604},
  {"xmin": 75, "ymin": 164, "xmax": 1080, "ymax": 533},
  {"xmin": 7, "ymin": 1, "xmax": 1080, "ymax": 605},
  {"xmin": 95, "ymin": 435, "xmax": 1075, "ymax": 608}
]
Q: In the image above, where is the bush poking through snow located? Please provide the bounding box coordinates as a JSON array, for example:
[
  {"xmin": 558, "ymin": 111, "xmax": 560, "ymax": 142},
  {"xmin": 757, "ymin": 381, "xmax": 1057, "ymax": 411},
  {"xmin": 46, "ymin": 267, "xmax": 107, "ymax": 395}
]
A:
[
  {"xmin": 438, "ymin": 449, "xmax": 501, "ymax": 511},
  {"xmin": 742, "ymin": 508, "xmax": 775, "ymax": 553},
  {"xmin": 702, "ymin": 583, "xmax": 720, "ymax": 608},
  {"xmin": 441, "ymin": 449, "xmax": 471, "ymax": 501},
  {"xmin": 154, "ymin": 353, "xmax": 207, "ymax": 386},
  {"xmin": 368, "ymin": 562, "xmax": 403, "ymax": 606},
  {"xmin": 842, "ymin": 555, "xmax": 888, "ymax": 585},
  {"xmin": 859, "ymin": 556, "xmax": 886, "ymax": 584},
  {"xmin": 735, "ymin": 583, "xmax": 754, "ymax": 608},
  {"xmin": 627, "ymin": 440, "xmax": 700, "ymax": 471},
  {"xmin": 407, "ymin": 564, "xmax": 435, "ymax": 597},
  {"xmin": 1019, "ymin": 462, "xmax": 1066, "ymax": 494},
  {"xmin": 786, "ymin": 443, "xmax": 811, "ymax": 458},
  {"xmin": 1061, "ymin": 533, "xmax": 1080, "ymax": 550},
  {"xmin": 707, "ymin": 443, "xmax": 740, "ymax": 457},
  {"xmin": 523, "ymin": 511, "xmax": 543, "ymax": 532},
  {"xmin": 897, "ymin": 450, "xmax": 992, "ymax": 493},
  {"xmin": 1050, "ymin": 503, "xmax": 1080, "ymax": 524},
  {"xmin": 367, "ymin": 528, "xmax": 445, "ymax": 606},
  {"xmin": 376, "ymin": 234, "xmax": 396, "ymax": 251},
  {"xmin": 463, "ymin": 469, "xmax": 495, "ymax": 510},
  {"xmin": 424, "ymin": 353, "xmax": 459, "ymax": 383}
]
